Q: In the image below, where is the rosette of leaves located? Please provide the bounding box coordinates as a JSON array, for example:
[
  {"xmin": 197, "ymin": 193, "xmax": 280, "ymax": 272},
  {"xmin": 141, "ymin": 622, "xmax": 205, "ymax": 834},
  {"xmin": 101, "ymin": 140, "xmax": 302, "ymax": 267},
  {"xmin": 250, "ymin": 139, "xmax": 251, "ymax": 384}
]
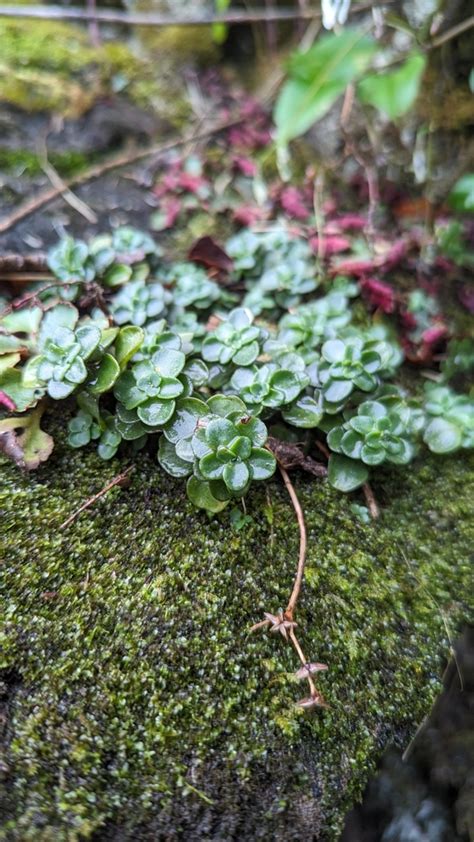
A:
[
  {"xmin": 328, "ymin": 400, "xmax": 416, "ymax": 467},
  {"xmin": 114, "ymin": 340, "xmax": 188, "ymax": 426},
  {"xmin": 316, "ymin": 337, "xmax": 383, "ymax": 408},
  {"xmin": 193, "ymin": 413, "xmax": 276, "ymax": 496},
  {"xmin": 47, "ymin": 237, "xmax": 95, "ymax": 301},
  {"xmin": 201, "ymin": 308, "xmax": 264, "ymax": 366},
  {"xmin": 423, "ymin": 385, "xmax": 474, "ymax": 453},
  {"xmin": 158, "ymin": 394, "xmax": 276, "ymax": 511},
  {"xmin": 109, "ymin": 280, "xmax": 171, "ymax": 326},
  {"xmin": 161, "ymin": 262, "xmax": 221, "ymax": 310},
  {"xmin": 34, "ymin": 324, "xmax": 101, "ymax": 399},
  {"xmin": 229, "ymin": 363, "xmax": 309, "ymax": 413},
  {"xmin": 225, "ymin": 230, "xmax": 262, "ymax": 274},
  {"xmin": 277, "ymin": 292, "xmax": 353, "ymax": 349}
]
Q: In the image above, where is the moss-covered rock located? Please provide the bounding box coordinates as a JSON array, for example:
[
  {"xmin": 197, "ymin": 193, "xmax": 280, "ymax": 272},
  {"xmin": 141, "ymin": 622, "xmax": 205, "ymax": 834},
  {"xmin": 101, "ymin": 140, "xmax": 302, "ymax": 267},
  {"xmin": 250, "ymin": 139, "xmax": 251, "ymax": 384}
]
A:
[
  {"xmin": 0, "ymin": 17, "xmax": 191, "ymax": 120},
  {"xmin": 0, "ymin": 413, "xmax": 472, "ymax": 841}
]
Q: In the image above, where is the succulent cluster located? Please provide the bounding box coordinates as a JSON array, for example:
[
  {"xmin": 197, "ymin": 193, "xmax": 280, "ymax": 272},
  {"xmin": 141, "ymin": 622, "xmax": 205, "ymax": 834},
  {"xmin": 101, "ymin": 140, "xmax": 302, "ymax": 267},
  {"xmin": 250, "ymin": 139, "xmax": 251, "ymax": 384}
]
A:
[
  {"xmin": 1, "ymin": 225, "xmax": 472, "ymax": 512},
  {"xmin": 226, "ymin": 229, "xmax": 319, "ymax": 314}
]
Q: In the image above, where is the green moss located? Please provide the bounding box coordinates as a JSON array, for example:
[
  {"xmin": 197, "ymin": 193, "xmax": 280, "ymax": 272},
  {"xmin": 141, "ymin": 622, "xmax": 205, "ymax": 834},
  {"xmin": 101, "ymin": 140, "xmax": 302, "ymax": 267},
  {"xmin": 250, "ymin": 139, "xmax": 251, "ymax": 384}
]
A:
[
  {"xmin": 0, "ymin": 19, "xmax": 187, "ymax": 119},
  {"xmin": 0, "ymin": 412, "xmax": 472, "ymax": 840},
  {"xmin": 0, "ymin": 150, "xmax": 90, "ymax": 178}
]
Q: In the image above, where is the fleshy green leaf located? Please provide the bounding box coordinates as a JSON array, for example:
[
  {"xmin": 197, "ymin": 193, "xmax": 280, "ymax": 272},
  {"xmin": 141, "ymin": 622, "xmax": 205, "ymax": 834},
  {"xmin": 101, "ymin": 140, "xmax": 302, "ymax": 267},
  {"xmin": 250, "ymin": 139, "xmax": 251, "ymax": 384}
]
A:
[
  {"xmin": 88, "ymin": 354, "xmax": 120, "ymax": 394},
  {"xmin": 249, "ymin": 447, "xmax": 276, "ymax": 480},
  {"xmin": 424, "ymin": 418, "xmax": 462, "ymax": 454},
  {"xmin": 223, "ymin": 460, "xmax": 250, "ymax": 492},
  {"xmin": 282, "ymin": 396, "xmax": 323, "ymax": 428},
  {"xmin": 158, "ymin": 437, "xmax": 194, "ymax": 478},
  {"xmin": 186, "ymin": 476, "xmax": 228, "ymax": 513},
  {"xmin": 328, "ymin": 453, "xmax": 368, "ymax": 492},
  {"xmin": 115, "ymin": 326, "xmax": 145, "ymax": 369}
]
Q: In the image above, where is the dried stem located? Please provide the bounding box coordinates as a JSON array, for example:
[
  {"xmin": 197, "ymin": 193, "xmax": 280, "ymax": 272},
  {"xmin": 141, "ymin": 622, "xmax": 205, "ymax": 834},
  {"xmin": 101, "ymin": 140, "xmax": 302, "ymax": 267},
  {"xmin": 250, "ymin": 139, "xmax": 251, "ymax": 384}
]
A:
[
  {"xmin": 362, "ymin": 482, "xmax": 380, "ymax": 519},
  {"xmin": 0, "ymin": 116, "xmax": 244, "ymax": 235},
  {"xmin": 59, "ymin": 466, "xmax": 133, "ymax": 529},
  {"xmin": 279, "ymin": 464, "xmax": 307, "ymax": 620},
  {"xmin": 0, "ymin": 281, "xmax": 85, "ymax": 319},
  {"xmin": 288, "ymin": 626, "xmax": 317, "ymax": 696},
  {"xmin": 0, "ymin": 2, "xmax": 379, "ymax": 27}
]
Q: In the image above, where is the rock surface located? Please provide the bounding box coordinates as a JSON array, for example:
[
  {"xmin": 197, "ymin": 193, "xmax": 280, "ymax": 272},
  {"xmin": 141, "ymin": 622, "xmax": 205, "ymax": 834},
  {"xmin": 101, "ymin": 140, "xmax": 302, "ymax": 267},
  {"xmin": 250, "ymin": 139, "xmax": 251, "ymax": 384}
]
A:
[{"xmin": 0, "ymin": 414, "xmax": 472, "ymax": 840}]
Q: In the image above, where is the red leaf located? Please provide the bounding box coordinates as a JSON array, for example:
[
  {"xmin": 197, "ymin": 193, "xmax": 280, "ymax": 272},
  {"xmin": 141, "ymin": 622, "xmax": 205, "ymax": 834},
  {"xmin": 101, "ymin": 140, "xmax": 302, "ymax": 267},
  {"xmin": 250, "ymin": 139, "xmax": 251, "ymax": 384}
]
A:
[
  {"xmin": 280, "ymin": 187, "xmax": 311, "ymax": 221},
  {"xmin": 332, "ymin": 213, "xmax": 367, "ymax": 231},
  {"xmin": 233, "ymin": 205, "xmax": 266, "ymax": 226},
  {"xmin": 330, "ymin": 257, "xmax": 375, "ymax": 277},
  {"xmin": 360, "ymin": 277, "xmax": 396, "ymax": 314},
  {"xmin": 310, "ymin": 235, "xmax": 351, "ymax": 256},
  {"xmin": 188, "ymin": 236, "xmax": 233, "ymax": 273},
  {"xmin": 233, "ymin": 156, "xmax": 257, "ymax": 177}
]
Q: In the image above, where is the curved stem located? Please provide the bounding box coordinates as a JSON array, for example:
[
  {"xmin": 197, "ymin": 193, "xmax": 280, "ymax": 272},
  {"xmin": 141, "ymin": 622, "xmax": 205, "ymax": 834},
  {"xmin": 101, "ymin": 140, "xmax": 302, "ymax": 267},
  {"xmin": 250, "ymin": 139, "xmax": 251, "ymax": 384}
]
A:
[
  {"xmin": 279, "ymin": 464, "xmax": 307, "ymax": 620},
  {"xmin": 288, "ymin": 627, "xmax": 317, "ymax": 696}
]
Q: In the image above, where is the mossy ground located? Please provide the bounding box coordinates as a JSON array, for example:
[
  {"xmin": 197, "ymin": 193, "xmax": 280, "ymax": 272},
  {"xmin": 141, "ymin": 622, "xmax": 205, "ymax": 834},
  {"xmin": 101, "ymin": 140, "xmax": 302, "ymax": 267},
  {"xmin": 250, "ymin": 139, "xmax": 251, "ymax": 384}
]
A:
[{"xmin": 0, "ymin": 410, "xmax": 472, "ymax": 841}]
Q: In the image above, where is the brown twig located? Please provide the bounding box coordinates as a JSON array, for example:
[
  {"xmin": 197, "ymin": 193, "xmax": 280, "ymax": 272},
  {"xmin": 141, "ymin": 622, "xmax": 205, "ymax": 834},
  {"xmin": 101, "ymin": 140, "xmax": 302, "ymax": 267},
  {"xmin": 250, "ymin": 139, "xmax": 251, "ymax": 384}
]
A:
[
  {"xmin": 59, "ymin": 465, "xmax": 133, "ymax": 530},
  {"xmin": 0, "ymin": 280, "xmax": 84, "ymax": 319},
  {"xmin": 362, "ymin": 482, "xmax": 380, "ymax": 519},
  {"xmin": 279, "ymin": 464, "xmax": 307, "ymax": 620},
  {"xmin": 0, "ymin": 116, "xmax": 244, "ymax": 235},
  {"xmin": 0, "ymin": 2, "xmax": 379, "ymax": 27},
  {"xmin": 0, "ymin": 273, "xmax": 54, "ymax": 283}
]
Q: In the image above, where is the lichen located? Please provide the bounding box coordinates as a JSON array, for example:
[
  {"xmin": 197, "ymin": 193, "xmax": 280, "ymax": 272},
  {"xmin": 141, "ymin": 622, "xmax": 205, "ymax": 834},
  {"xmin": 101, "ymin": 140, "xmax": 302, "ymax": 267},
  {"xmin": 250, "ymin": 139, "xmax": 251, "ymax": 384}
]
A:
[{"xmin": 0, "ymin": 408, "xmax": 472, "ymax": 841}]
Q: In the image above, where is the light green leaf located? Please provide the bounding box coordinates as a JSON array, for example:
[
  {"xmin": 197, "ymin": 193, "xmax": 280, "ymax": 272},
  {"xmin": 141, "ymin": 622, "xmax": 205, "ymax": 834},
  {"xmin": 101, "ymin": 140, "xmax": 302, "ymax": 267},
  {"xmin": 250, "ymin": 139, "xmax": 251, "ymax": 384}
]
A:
[
  {"xmin": 186, "ymin": 476, "xmax": 228, "ymax": 513},
  {"xmin": 282, "ymin": 396, "xmax": 323, "ymax": 428},
  {"xmin": 424, "ymin": 418, "xmax": 462, "ymax": 454},
  {"xmin": 328, "ymin": 453, "xmax": 368, "ymax": 492},
  {"xmin": 88, "ymin": 354, "xmax": 120, "ymax": 395},
  {"xmin": 275, "ymin": 29, "xmax": 375, "ymax": 143},
  {"xmin": 158, "ymin": 437, "xmax": 193, "ymax": 478},
  {"xmin": 115, "ymin": 326, "xmax": 145, "ymax": 369},
  {"xmin": 223, "ymin": 461, "xmax": 250, "ymax": 492},
  {"xmin": 449, "ymin": 174, "xmax": 474, "ymax": 213},
  {"xmin": 357, "ymin": 53, "xmax": 426, "ymax": 120}
]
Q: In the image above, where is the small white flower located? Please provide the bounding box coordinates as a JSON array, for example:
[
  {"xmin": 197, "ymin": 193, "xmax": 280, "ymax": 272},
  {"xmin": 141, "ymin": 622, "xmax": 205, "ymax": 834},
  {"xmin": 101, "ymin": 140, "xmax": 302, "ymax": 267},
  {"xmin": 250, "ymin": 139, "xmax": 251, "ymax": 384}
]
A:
[{"xmin": 322, "ymin": 0, "xmax": 352, "ymax": 30}]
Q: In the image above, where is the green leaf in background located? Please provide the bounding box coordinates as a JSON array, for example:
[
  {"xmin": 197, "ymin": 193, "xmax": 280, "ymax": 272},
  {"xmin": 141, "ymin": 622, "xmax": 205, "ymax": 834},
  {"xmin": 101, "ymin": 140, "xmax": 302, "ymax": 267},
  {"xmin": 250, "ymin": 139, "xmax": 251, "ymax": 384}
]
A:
[
  {"xmin": 274, "ymin": 28, "xmax": 375, "ymax": 143},
  {"xmin": 357, "ymin": 53, "xmax": 426, "ymax": 120},
  {"xmin": 449, "ymin": 173, "xmax": 474, "ymax": 213},
  {"xmin": 212, "ymin": 0, "xmax": 230, "ymax": 45}
]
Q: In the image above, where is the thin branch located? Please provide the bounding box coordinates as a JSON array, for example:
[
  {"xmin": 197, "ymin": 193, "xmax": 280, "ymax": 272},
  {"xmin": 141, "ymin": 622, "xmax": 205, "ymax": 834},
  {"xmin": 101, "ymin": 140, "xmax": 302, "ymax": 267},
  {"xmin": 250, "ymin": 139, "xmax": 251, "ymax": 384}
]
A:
[
  {"xmin": 0, "ymin": 116, "xmax": 243, "ymax": 235},
  {"xmin": 288, "ymin": 626, "xmax": 317, "ymax": 697},
  {"xmin": 59, "ymin": 465, "xmax": 133, "ymax": 530},
  {"xmin": 0, "ymin": 280, "xmax": 84, "ymax": 319},
  {"xmin": 38, "ymin": 141, "xmax": 98, "ymax": 224},
  {"xmin": 428, "ymin": 15, "xmax": 474, "ymax": 49},
  {"xmin": 362, "ymin": 482, "xmax": 380, "ymax": 519},
  {"xmin": 0, "ymin": 2, "xmax": 379, "ymax": 27},
  {"xmin": 279, "ymin": 464, "xmax": 307, "ymax": 620}
]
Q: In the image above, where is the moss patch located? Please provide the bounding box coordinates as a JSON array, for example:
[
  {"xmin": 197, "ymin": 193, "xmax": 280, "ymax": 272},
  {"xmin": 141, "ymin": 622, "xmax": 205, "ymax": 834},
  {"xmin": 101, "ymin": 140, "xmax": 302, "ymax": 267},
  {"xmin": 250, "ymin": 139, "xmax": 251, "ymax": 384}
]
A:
[
  {"xmin": 0, "ymin": 18, "xmax": 189, "ymax": 120},
  {"xmin": 0, "ymin": 414, "xmax": 472, "ymax": 840}
]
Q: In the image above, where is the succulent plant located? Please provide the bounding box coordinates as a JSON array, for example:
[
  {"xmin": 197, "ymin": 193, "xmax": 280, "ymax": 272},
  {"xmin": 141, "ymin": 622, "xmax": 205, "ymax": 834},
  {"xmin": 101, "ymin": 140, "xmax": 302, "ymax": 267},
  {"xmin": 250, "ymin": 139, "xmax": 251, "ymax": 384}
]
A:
[
  {"xmin": 201, "ymin": 308, "xmax": 264, "ymax": 366},
  {"xmin": 316, "ymin": 337, "xmax": 383, "ymax": 407},
  {"xmin": 229, "ymin": 364, "xmax": 308, "ymax": 411},
  {"xmin": 2, "ymin": 224, "xmax": 473, "ymax": 514},
  {"xmin": 35, "ymin": 324, "xmax": 101, "ymax": 399},
  {"xmin": 162, "ymin": 262, "xmax": 221, "ymax": 310},
  {"xmin": 277, "ymin": 292, "xmax": 353, "ymax": 349},
  {"xmin": 114, "ymin": 344, "xmax": 187, "ymax": 426},
  {"xmin": 47, "ymin": 237, "xmax": 95, "ymax": 300},
  {"xmin": 190, "ymin": 398, "xmax": 276, "ymax": 496},
  {"xmin": 67, "ymin": 409, "xmax": 102, "ymax": 448},
  {"xmin": 327, "ymin": 400, "xmax": 415, "ymax": 466},
  {"xmin": 423, "ymin": 385, "xmax": 474, "ymax": 453},
  {"xmin": 109, "ymin": 280, "xmax": 171, "ymax": 326}
]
